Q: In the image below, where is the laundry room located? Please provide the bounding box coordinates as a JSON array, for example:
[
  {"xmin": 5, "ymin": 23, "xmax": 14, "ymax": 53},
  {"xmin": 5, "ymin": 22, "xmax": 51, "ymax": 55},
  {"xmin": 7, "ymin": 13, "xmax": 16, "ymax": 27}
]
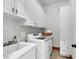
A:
[{"xmin": 3, "ymin": 0, "xmax": 76, "ymax": 59}]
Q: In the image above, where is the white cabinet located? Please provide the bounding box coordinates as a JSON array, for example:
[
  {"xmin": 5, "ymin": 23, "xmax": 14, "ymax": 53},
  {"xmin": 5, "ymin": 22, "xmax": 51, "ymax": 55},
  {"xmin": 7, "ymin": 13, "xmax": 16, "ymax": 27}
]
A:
[
  {"xmin": 3, "ymin": 0, "xmax": 16, "ymax": 13},
  {"xmin": 49, "ymin": 38, "xmax": 53, "ymax": 55},
  {"xmin": 35, "ymin": 2, "xmax": 45, "ymax": 27},
  {"xmin": 60, "ymin": 5, "xmax": 71, "ymax": 57},
  {"xmin": 15, "ymin": 0, "xmax": 29, "ymax": 19},
  {"xmin": 3, "ymin": 0, "xmax": 13, "ymax": 13},
  {"xmin": 19, "ymin": 48, "xmax": 36, "ymax": 59},
  {"xmin": 46, "ymin": 37, "xmax": 53, "ymax": 55},
  {"xmin": 3, "ymin": 0, "xmax": 45, "ymax": 28},
  {"xmin": 3, "ymin": 0, "xmax": 28, "ymax": 21},
  {"xmin": 35, "ymin": 10, "xmax": 45, "ymax": 27},
  {"xmin": 19, "ymin": 0, "xmax": 45, "ymax": 28}
]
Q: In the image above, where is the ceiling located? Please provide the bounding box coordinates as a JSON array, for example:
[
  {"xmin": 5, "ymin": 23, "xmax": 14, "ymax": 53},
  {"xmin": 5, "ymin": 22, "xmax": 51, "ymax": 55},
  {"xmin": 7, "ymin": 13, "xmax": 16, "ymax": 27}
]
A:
[{"xmin": 38, "ymin": 0, "xmax": 69, "ymax": 6}]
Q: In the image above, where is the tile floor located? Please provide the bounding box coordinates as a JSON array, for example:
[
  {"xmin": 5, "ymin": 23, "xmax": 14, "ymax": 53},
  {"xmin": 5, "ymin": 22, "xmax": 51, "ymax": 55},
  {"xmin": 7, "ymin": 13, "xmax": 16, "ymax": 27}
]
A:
[{"xmin": 51, "ymin": 50, "xmax": 72, "ymax": 59}]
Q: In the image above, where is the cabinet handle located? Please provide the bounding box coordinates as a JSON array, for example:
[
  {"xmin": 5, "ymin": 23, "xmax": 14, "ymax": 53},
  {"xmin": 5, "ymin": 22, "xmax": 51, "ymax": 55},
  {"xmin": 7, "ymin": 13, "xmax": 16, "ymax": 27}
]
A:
[
  {"xmin": 12, "ymin": 8, "xmax": 14, "ymax": 12},
  {"xmin": 72, "ymin": 44, "xmax": 76, "ymax": 48},
  {"xmin": 16, "ymin": 9, "xmax": 17, "ymax": 14}
]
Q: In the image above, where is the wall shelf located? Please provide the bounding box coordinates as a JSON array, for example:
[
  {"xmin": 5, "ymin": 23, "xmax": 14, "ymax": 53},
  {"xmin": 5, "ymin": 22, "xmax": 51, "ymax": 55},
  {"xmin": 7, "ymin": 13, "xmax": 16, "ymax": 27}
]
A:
[{"xmin": 20, "ymin": 24, "xmax": 46, "ymax": 29}]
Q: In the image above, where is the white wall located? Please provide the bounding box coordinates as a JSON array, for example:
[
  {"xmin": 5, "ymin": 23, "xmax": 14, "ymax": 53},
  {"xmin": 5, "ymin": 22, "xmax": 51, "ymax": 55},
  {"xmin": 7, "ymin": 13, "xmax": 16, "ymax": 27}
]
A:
[
  {"xmin": 3, "ymin": 16, "xmax": 44, "ymax": 42},
  {"xmin": 44, "ymin": 4, "xmax": 60, "ymax": 47}
]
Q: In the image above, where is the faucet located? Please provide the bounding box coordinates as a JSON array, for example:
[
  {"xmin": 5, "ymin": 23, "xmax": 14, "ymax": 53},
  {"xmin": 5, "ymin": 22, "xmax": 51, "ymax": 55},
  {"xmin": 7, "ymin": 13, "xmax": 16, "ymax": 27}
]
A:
[
  {"xmin": 3, "ymin": 36, "xmax": 17, "ymax": 47},
  {"xmin": 3, "ymin": 41, "xmax": 12, "ymax": 47}
]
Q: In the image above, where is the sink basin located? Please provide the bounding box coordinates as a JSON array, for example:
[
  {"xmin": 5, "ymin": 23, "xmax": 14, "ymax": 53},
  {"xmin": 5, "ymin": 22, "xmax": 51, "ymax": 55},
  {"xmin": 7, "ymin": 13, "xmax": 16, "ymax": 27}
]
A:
[{"xmin": 3, "ymin": 42, "xmax": 36, "ymax": 59}]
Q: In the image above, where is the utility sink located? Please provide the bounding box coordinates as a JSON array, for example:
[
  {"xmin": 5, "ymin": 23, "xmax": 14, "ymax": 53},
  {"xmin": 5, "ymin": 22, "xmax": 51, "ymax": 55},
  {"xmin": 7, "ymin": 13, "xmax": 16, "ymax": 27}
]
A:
[{"xmin": 3, "ymin": 42, "xmax": 36, "ymax": 59}]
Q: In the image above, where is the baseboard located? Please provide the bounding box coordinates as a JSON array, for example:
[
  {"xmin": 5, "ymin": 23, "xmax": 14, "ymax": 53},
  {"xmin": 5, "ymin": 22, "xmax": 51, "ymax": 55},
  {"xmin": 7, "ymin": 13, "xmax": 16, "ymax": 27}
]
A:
[{"xmin": 53, "ymin": 47, "xmax": 60, "ymax": 50}]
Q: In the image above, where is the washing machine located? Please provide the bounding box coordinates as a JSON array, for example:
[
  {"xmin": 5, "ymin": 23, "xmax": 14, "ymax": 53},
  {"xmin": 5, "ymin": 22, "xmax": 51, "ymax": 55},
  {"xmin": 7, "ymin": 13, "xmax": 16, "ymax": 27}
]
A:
[{"xmin": 27, "ymin": 33, "xmax": 53, "ymax": 59}]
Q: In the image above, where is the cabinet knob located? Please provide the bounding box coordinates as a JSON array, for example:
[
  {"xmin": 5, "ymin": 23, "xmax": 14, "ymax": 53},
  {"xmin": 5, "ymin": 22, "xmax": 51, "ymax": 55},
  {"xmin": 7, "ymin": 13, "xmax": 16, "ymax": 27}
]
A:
[
  {"xmin": 12, "ymin": 8, "xmax": 14, "ymax": 12},
  {"xmin": 16, "ymin": 9, "xmax": 17, "ymax": 14}
]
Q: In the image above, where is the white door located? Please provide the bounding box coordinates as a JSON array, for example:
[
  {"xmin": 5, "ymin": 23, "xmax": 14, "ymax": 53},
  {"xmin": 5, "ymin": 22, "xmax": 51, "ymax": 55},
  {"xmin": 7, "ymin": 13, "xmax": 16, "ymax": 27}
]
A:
[{"xmin": 60, "ymin": 5, "xmax": 71, "ymax": 57}]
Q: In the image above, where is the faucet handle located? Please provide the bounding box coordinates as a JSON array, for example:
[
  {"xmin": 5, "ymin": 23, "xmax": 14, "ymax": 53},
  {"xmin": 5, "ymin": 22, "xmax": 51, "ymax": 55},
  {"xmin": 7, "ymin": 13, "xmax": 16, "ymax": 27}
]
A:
[
  {"xmin": 8, "ymin": 41, "xmax": 12, "ymax": 45},
  {"xmin": 13, "ymin": 36, "xmax": 17, "ymax": 43},
  {"xmin": 14, "ymin": 36, "xmax": 16, "ymax": 38}
]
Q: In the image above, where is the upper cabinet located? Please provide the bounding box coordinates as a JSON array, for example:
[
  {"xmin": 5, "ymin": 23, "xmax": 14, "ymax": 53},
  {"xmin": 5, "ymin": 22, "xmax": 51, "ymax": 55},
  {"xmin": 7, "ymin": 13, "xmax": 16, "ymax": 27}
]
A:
[
  {"xmin": 35, "ymin": 2, "xmax": 46, "ymax": 27},
  {"xmin": 3, "ymin": 0, "xmax": 33, "ymax": 25},
  {"xmin": 19, "ymin": 0, "xmax": 46, "ymax": 28},
  {"xmin": 3, "ymin": 0, "xmax": 13, "ymax": 13},
  {"xmin": 3, "ymin": 0, "xmax": 46, "ymax": 28},
  {"xmin": 14, "ymin": 0, "xmax": 29, "ymax": 19},
  {"xmin": 3, "ymin": 0, "xmax": 28, "ymax": 19}
]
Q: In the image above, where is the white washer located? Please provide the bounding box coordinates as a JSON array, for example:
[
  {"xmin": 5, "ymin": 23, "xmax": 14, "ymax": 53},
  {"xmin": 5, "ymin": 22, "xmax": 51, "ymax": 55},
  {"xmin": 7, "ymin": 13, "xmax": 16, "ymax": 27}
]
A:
[{"xmin": 27, "ymin": 34, "xmax": 53, "ymax": 59}]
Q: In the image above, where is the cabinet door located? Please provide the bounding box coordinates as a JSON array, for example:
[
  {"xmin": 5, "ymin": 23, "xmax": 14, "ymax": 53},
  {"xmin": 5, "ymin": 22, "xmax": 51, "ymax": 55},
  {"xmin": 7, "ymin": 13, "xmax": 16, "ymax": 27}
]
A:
[
  {"xmin": 3, "ymin": 0, "xmax": 13, "ymax": 13},
  {"xmin": 36, "ymin": 12, "xmax": 45, "ymax": 27},
  {"xmin": 35, "ymin": 2, "xmax": 45, "ymax": 27},
  {"xmin": 19, "ymin": 48, "xmax": 36, "ymax": 59},
  {"xmin": 49, "ymin": 39, "xmax": 53, "ymax": 55},
  {"xmin": 15, "ymin": 0, "xmax": 27, "ymax": 18}
]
